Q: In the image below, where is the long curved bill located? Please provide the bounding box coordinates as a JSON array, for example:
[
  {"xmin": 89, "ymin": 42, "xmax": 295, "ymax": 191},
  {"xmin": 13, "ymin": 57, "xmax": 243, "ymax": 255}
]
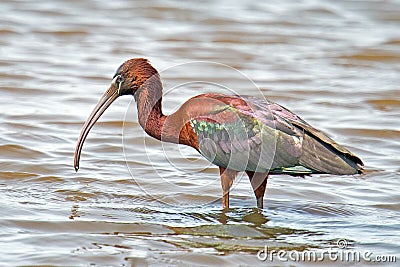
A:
[{"xmin": 74, "ymin": 86, "xmax": 119, "ymax": 171}]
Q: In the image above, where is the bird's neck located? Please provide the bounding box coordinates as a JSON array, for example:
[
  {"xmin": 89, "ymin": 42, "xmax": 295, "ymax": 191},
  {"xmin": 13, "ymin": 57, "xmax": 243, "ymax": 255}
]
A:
[
  {"xmin": 134, "ymin": 76, "xmax": 197, "ymax": 148},
  {"xmin": 134, "ymin": 78, "xmax": 166, "ymax": 140}
]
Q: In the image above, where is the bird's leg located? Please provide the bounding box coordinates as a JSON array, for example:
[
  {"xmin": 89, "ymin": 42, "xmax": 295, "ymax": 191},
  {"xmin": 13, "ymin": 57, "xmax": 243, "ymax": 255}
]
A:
[
  {"xmin": 219, "ymin": 167, "xmax": 237, "ymax": 209},
  {"xmin": 246, "ymin": 171, "xmax": 269, "ymax": 209}
]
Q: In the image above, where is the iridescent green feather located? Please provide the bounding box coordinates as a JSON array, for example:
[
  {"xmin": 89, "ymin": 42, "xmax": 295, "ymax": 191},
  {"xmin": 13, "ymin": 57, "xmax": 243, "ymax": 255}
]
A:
[{"xmin": 190, "ymin": 106, "xmax": 269, "ymax": 171}]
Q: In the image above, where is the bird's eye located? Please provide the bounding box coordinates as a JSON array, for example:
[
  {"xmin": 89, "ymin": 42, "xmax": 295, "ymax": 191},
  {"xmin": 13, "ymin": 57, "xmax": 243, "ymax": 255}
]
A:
[
  {"xmin": 112, "ymin": 74, "xmax": 124, "ymax": 87},
  {"xmin": 115, "ymin": 75, "xmax": 124, "ymax": 84},
  {"xmin": 112, "ymin": 74, "xmax": 125, "ymax": 95}
]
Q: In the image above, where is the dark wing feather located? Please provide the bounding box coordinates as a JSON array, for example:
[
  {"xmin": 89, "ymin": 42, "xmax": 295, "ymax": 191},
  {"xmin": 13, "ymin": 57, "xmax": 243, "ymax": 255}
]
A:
[{"xmin": 241, "ymin": 95, "xmax": 364, "ymax": 174}]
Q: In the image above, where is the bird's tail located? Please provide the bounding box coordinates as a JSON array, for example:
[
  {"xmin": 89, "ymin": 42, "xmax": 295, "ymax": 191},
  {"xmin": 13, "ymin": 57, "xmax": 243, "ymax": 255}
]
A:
[{"xmin": 298, "ymin": 132, "xmax": 363, "ymax": 175}]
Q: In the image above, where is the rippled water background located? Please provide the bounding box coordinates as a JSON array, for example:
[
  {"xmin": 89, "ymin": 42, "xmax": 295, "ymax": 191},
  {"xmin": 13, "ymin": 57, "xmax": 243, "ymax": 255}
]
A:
[{"xmin": 1, "ymin": 0, "xmax": 400, "ymax": 266}]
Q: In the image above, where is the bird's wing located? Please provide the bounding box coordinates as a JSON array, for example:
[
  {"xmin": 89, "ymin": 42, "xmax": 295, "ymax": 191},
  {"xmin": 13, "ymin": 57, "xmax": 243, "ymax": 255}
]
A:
[
  {"xmin": 240, "ymin": 95, "xmax": 364, "ymax": 174},
  {"xmin": 186, "ymin": 94, "xmax": 363, "ymax": 175},
  {"xmin": 186, "ymin": 94, "xmax": 305, "ymax": 172}
]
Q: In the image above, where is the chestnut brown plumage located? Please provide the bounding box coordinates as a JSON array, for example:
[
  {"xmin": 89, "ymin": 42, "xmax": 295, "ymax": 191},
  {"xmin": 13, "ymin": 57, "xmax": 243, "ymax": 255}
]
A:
[{"xmin": 74, "ymin": 58, "xmax": 364, "ymax": 209}]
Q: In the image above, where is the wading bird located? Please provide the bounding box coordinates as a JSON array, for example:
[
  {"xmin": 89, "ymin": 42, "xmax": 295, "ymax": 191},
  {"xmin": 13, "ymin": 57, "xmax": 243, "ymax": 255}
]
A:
[{"xmin": 74, "ymin": 58, "xmax": 363, "ymax": 209}]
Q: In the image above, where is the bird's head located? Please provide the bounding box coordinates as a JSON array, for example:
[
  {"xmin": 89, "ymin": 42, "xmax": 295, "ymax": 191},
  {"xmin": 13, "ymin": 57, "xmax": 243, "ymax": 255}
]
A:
[
  {"xmin": 73, "ymin": 58, "xmax": 158, "ymax": 171},
  {"xmin": 112, "ymin": 58, "xmax": 159, "ymax": 96}
]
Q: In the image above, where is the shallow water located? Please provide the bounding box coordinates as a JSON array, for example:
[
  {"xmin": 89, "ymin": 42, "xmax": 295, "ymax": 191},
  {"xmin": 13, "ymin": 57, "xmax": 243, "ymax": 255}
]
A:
[{"xmin": 1, "ymin": 0, "xmax": 399, "ymax": 266}]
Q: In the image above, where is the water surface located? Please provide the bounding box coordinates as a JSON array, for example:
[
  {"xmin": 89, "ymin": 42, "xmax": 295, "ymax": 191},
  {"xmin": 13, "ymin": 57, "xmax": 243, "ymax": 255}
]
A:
[{"xmin": 1, "ymin": 0, "xmax": 399, "ymax": 266}]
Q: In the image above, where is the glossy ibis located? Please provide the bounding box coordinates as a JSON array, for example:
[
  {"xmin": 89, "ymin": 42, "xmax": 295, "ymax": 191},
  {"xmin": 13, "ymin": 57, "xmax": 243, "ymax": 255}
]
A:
[{"xmin": 74, "ymin": 58, "xmax": 363, "ymax": 209}]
